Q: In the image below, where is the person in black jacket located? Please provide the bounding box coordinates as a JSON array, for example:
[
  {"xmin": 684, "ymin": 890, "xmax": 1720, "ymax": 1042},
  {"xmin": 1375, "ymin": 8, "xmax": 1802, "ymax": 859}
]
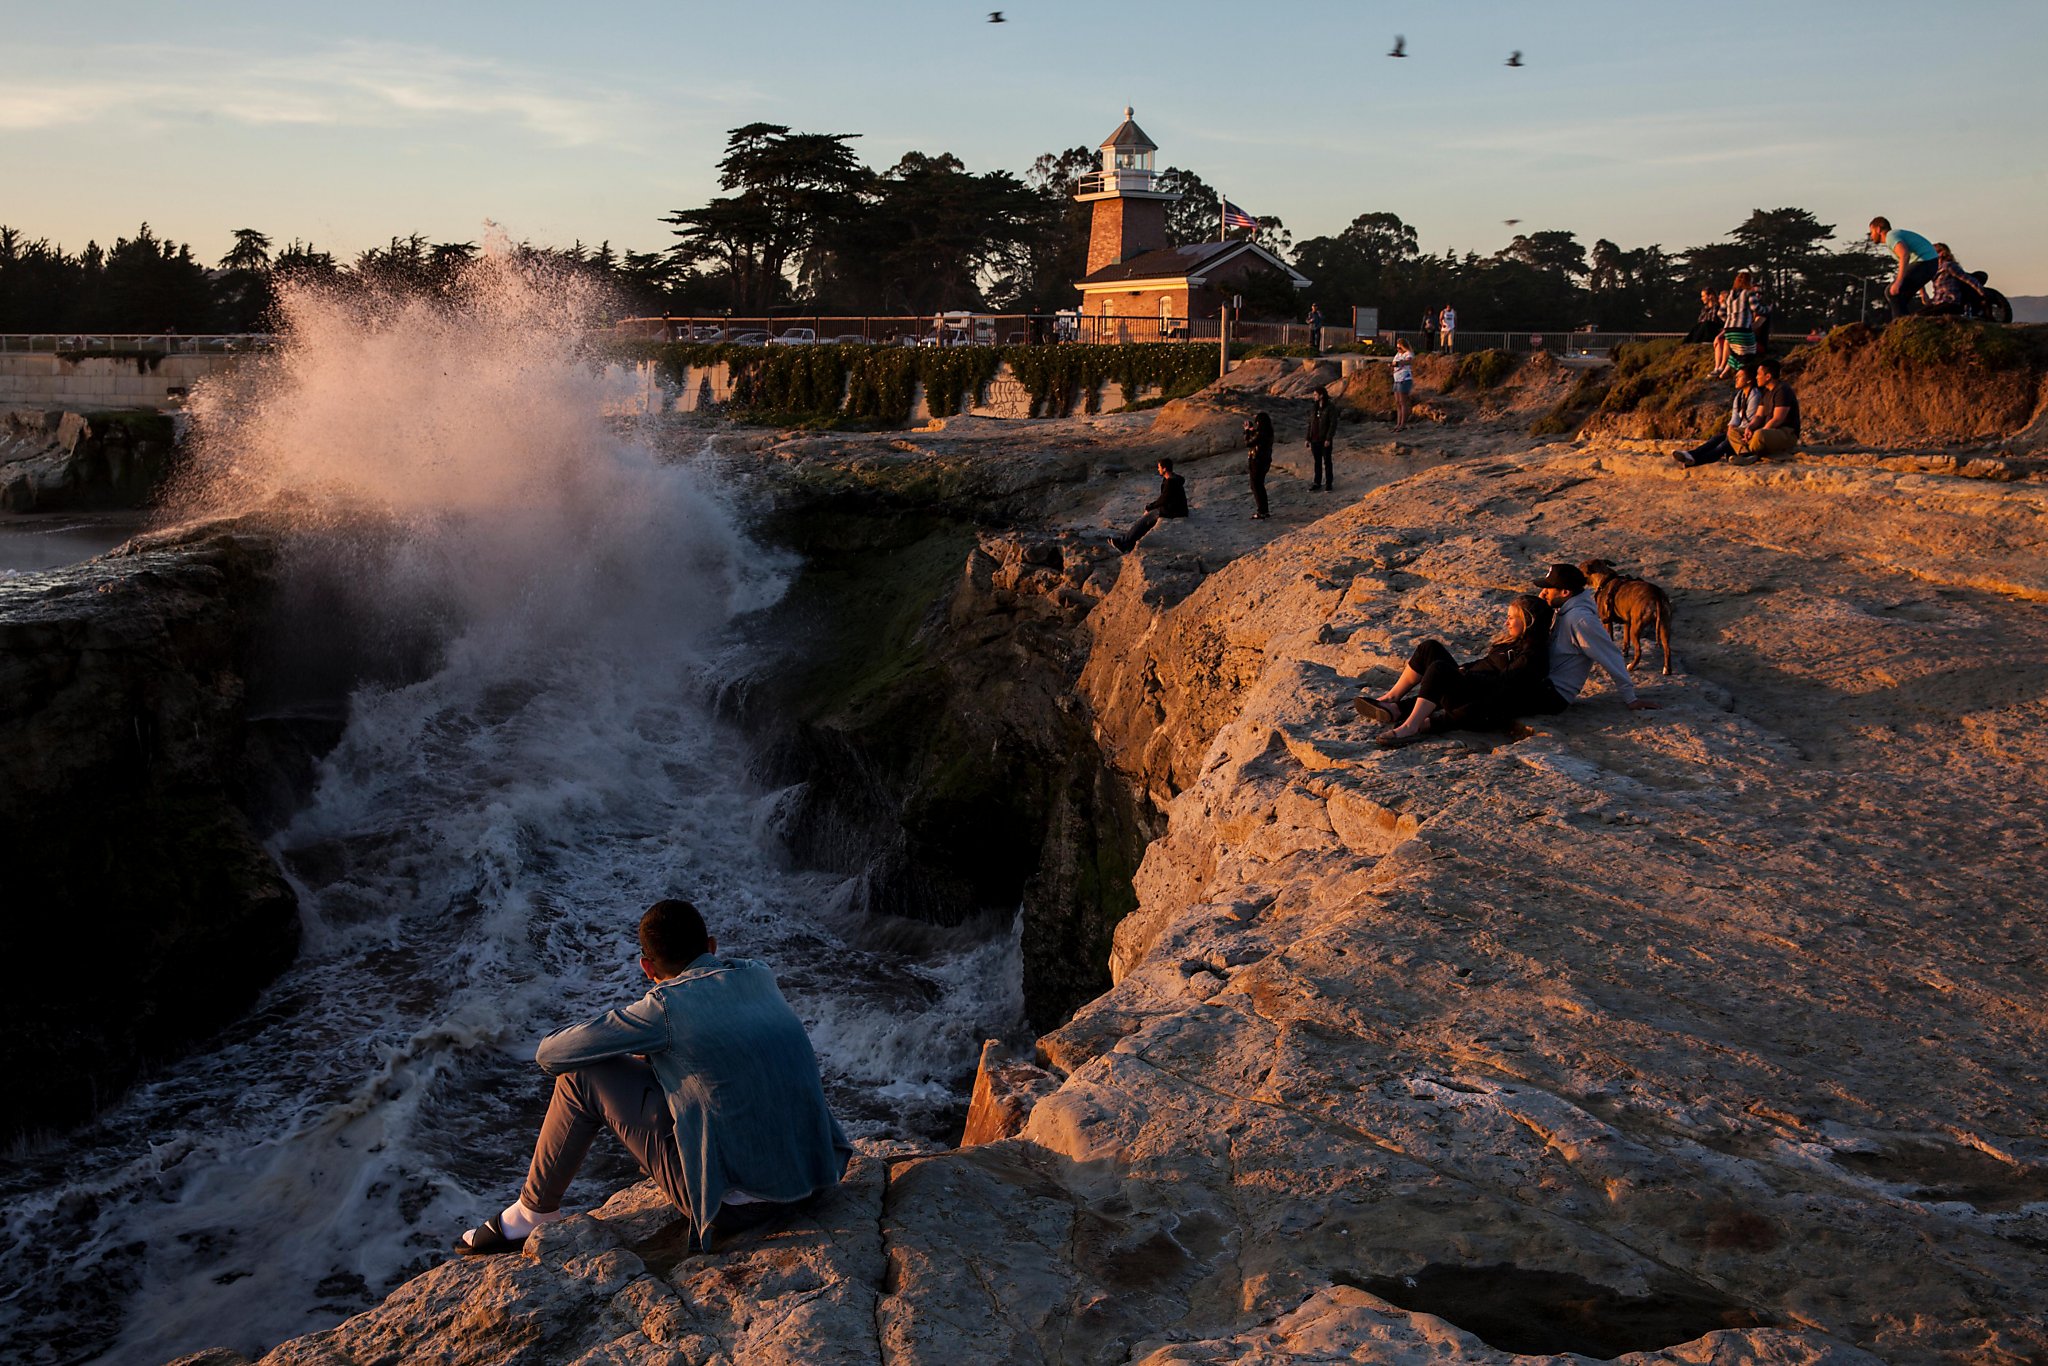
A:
[
  {"xmin": 1306, "ymin": 388, "xmax": 1335, "ymax": 492},
  {"xmin": 1244, "ymin": 411, "xmax": 1273, "ymax": 519},
  {"xmin": 1354, "ymin": 594, "xmax": 1554, "ymax": 746},
  {"xmin": 1112, "ymin": 458, "xmax": 1188, "ymax": 552}
]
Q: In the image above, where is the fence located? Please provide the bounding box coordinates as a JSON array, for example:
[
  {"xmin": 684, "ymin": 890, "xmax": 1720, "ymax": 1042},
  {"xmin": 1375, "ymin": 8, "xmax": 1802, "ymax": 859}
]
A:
[
  {"xmin": 0, "ymin": 334, "xmax": 273, "ymax": 355},
  {"xmin": 612, "ymin": 315, "xmax": 1707, "ymax": 358}
]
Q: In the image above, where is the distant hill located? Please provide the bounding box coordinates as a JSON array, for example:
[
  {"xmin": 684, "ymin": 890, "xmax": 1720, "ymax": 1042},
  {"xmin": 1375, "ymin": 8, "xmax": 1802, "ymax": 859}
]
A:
[{"xmin": 2009, "ymin": 295, "xmax": 2048, "ymax": 324}]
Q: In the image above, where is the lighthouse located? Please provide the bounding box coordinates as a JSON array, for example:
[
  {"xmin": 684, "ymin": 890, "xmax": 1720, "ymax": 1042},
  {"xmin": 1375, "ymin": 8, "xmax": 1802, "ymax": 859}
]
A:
[
  {"xmin": 1069, "ymin": 106, "xmax": 1309, "ymax": 342},
  {"xmin": 1074, "ymin": 107, "xmax": 1179, "ymax": 275}
]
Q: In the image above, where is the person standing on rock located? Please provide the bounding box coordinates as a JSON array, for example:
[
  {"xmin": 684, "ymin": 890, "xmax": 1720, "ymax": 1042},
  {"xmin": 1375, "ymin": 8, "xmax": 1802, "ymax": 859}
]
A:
[
  {"xmin": 1245, "ymin": 410, "xmax": 1274, "ymax": 519},
  {"xmin": 1438, "ymin": 305, "xmax": 1457, "ymax": 354},
  {"xmin": 1390, "ymin": 340, "xmax": 1415, "ymax": 431},
  {"xmin": 1420, "ymin": 308, "xmax": 1437, "ymax": 352},
  {"xmin": 1535, "ymin": 563, "xmax": 1659, "ymax": 713},
  {"xmin": 455, "ymin": 899, "xmax": 851, "ymax": 1257},
  {"xmin": 1113, "ymin": 457, "xmax": 1188, "ymax": 551},
  {"xmin": 1306, "ymin": 388, "xmax": 1336, "ymax": 492}
]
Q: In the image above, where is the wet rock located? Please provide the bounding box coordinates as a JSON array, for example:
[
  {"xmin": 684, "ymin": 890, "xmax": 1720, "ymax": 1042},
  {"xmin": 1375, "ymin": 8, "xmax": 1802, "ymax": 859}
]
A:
[
  {"xmin": 0, "ymin": 408, "xmax": 181, "ymax": 511},
  {"xmin": 0, "ymin": 517, "xmax": 297, "ymax": 1140}
]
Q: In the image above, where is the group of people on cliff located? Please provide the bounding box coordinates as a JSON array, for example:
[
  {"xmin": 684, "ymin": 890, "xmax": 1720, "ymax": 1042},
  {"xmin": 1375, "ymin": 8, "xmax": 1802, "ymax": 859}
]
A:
[
  {"xmin": 1354, "ymin": 561, "xmax": 1657, "ymax": 749},
  {"xmin": 1674, "ymin": 214, "xmax": 1982, "ymax": 469}
]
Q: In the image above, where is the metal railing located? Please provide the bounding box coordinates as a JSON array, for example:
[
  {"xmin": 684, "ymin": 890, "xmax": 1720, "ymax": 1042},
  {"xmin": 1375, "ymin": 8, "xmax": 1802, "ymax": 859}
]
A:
[
  {"xmin": 610, "ymin": 315, "xmax": 1715, "ymax": 357},
  {"xmin": 0, "ymin": 333, "xmax": 273, "ymax": 354}
]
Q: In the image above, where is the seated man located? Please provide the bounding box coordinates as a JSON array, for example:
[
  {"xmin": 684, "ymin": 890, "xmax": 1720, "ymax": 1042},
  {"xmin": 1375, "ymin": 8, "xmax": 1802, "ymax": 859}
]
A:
[
  {"xmin": 1535, "ymin": 563, "xmax": 1659, "ymax": 714},
  {"xmin": 1675, "ymin": 367, "xmax": 1761, "ymax": 467},
  {"xmin": 1729, "ymin": 357, "xmax": 1799, "ymax": 464},
  {"xmin": 457, "ymin": 899, "xmax": 851, "ymax": 1256},
  {"xmin": 1112, "ymin": 458, "xmax": 1189, "ymax": 552}
]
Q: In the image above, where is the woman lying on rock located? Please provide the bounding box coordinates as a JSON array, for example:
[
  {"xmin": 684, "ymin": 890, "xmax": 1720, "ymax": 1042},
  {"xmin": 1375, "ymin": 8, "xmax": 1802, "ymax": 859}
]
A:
[{"xmin": 1354, "ymin": 594, "xmax": 1555, "ymax": 748}]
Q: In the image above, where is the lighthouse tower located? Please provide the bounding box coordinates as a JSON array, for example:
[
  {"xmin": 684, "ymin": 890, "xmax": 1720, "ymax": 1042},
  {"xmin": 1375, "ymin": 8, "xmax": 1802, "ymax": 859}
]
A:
[{"xmin": 1075, "ymin": 107, "xmax": 1180, "ymax": 275}]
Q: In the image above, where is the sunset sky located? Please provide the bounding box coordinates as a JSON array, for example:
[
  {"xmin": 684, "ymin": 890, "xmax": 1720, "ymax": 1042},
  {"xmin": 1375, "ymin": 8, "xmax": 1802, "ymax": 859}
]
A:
[{"xmin": 6, "ymin": 0, "xmax": 2045, "ymax": 291}]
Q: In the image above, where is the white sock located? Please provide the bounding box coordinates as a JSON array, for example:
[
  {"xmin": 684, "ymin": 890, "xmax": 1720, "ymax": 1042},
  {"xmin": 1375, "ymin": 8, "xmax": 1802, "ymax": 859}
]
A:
[{"xmin": 494, "ymin": 1199, "xmax": 564, "ymax": 1241}]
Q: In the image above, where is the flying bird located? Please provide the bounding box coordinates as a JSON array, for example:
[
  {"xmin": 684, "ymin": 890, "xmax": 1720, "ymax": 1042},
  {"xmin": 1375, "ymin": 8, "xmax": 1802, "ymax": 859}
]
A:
[
  {"xmin": 988, "ymin": 10, "xmax": 1004, "ymax": 20},
  {"xmin": 1506, "ymin": 51, "xmax": 1523, "ymax": 67},
  {"xmin": 1504, "ymin": 219, "xmax": 1522, "ymax": 227},
  {"xmin": 1388, "ymin": 35, "xmax": 1406, "ymax": 58}
]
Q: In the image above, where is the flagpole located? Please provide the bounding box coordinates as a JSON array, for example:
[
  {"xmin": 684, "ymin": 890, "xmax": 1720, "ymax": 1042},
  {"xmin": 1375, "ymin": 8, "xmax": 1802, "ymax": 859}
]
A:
[{"xmin": 1218, "ymin": 192, "xmax": 1224, "ymax": 243}]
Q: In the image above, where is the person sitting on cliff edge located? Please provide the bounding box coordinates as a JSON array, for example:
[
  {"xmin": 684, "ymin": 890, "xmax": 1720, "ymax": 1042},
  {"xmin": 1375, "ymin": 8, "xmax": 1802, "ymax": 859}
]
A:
[
  {"xmin": 1112, "ymin": 457, "xmax": 1188, "ymax": 552},
  {"xmin": 1535, "ymin": 563, "xmax": 1660, "ymax": 714},
  {"xmin": 455, "ymin": 899, "xmax": 851, "ymax": 1256}
]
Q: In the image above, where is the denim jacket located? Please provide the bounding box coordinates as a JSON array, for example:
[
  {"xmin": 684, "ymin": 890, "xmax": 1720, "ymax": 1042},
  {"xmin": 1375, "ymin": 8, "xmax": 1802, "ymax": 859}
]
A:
[{"xmin": 535, "ymin": 954, "xmax": 852, "ymax": 1238}]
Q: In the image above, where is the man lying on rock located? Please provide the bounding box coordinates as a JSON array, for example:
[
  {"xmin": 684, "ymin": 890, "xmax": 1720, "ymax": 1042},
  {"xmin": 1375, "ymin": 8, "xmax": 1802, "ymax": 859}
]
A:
[{"xmin": 456, "ymin": 899, "xmax": 852, "ymax": 1256}]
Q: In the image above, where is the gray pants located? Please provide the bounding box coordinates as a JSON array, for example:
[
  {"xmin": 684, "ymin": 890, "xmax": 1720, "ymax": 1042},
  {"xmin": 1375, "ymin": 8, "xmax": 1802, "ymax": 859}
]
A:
[
  {"xmin": 517, "ymin": 1057, "xmax": 799, "ymax": 1246},
  {"xmin": 519, "ymin": 1056, "xmax": 692, "ymax": 1217}
]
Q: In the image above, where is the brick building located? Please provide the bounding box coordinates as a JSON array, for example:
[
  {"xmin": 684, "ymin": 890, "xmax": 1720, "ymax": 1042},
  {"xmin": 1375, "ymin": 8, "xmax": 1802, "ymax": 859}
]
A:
[{"xmin": 1072, "ymin": 108, "xmax": 1308, "ymax": 341}]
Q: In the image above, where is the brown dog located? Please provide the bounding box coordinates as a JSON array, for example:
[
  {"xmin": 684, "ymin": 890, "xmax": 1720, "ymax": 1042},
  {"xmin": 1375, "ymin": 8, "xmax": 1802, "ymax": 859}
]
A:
[{"xmin": 1580, "ymin": 559, "xmax": 1678, "ymax": 674}]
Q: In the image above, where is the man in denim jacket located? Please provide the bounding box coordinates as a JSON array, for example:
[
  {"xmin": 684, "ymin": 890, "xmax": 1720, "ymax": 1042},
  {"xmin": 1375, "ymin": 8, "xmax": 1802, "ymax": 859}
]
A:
[{"xmin": 458, "ymin": 899, "xmax": 851, "ymax": 1255}]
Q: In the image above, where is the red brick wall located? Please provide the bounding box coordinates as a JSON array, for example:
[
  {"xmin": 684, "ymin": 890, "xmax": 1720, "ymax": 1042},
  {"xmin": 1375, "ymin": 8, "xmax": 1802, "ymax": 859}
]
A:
[
  {"xmin": 1080, "ymin": 285, "xmax": 1190, "ymax": 343},
  {"xmin": 1086, "ymin": 197, "xmax": 1169, "ymax": 275}
]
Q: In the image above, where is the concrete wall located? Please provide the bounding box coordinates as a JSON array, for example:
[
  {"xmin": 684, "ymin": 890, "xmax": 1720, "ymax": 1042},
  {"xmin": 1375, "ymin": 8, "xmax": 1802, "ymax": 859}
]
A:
[
  {"xmin": 0, "ymin": 354, "xmax": 245, "ymax": 409},
  {"xmin": 626, "ymin": 359, "xmax": 1155, "ymax": 423}
]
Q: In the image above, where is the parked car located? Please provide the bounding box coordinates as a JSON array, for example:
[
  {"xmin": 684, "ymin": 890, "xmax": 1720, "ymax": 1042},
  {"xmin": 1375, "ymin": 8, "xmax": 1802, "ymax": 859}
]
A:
[
  {"xmin": 832, "ymin": 334, "xmax": 873, "ymax": 345},
  {"xmin": 768, "ymin": 328, "xmax": 817, "ymax": 346},
  {"xmin": 728, "ymin": 331, "xmax": 770, "ymax": 346}
]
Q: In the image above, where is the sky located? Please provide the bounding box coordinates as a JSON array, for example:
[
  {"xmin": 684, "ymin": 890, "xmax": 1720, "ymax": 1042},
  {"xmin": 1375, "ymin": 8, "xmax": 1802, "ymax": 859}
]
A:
[{"xmin": 4, "ymin": 0, "xmax": 2046, "ymax": 292}]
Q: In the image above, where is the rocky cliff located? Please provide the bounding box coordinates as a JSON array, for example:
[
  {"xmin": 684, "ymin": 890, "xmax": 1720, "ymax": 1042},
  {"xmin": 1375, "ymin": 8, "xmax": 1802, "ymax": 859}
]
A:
[
  {"xmin": 0, "ymin": 517, "xmax": 299, "ymax": 1140},
  {"xmin": 1, "ymin": 407, "xmax": 182, "ymax": 511},
  {"xmin": 178, "ymin": 366, "xmax": 2048, "ymax": 1363}
]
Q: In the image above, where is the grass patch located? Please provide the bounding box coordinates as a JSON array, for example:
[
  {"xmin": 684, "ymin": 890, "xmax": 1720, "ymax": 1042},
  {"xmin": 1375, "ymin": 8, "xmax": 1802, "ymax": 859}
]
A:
[
  {"xmin": 1446, "ymin": 348, "xmax": 1515, "ymax": 391},
  {"xmin": 1872, "ymin": 316, "xmax": 2030, "ymax": 371}
]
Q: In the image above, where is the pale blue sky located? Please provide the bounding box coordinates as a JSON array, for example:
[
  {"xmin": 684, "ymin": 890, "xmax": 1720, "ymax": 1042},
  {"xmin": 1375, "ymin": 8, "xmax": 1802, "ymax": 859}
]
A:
[{"xmin": 6, "ymin": 0, "xmax": 2045, "ymax": 290}]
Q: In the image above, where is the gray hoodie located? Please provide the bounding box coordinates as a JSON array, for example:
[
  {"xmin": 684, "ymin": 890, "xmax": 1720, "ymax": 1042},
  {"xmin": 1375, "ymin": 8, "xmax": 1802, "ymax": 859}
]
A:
[{"xmin": 1546, "ymin": 591, "xmax": 1637, "ymax": 705}]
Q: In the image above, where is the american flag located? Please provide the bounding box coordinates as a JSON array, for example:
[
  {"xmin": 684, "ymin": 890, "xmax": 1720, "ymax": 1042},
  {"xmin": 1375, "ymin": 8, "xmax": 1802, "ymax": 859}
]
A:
[{"xmin": 1221, "ymin": 198, "xmax": 1258, "ymax": 232}]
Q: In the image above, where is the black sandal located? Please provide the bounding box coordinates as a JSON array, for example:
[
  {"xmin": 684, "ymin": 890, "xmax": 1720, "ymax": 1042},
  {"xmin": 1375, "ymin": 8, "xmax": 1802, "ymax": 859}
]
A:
[
  {"xmin": 454, "ymin": 1214, "xmax": 526, "ymax": 1256},
  {"xmin": 1353, "ymin": 697, "xmax": 1399, "ymax": 725}
]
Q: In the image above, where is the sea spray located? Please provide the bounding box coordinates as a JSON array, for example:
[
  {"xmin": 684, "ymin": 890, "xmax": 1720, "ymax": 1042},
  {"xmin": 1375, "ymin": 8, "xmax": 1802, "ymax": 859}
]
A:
[{"xmin": 0, "ymin": 248, "xmax": 1021, "ymax": 1365}]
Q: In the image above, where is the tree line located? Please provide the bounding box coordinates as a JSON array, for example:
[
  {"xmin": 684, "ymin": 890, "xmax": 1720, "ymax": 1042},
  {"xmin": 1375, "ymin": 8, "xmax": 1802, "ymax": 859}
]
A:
[{"xmin": 1, "ymin": 122, "xmax": 1892, "ymax": 335}]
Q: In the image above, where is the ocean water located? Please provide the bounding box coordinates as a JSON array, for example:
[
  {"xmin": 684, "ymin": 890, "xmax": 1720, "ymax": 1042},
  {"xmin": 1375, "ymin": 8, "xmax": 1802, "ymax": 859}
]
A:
[{"xmin": 0, "ymin": 254, "xmax": 1020, "ymax": 1365}]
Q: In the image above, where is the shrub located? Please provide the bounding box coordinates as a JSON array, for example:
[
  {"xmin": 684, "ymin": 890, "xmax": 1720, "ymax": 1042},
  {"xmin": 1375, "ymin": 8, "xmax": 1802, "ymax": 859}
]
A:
[{"xmin": 1446, "ymin": 348, "xmax": 1514, "ymax": 391}]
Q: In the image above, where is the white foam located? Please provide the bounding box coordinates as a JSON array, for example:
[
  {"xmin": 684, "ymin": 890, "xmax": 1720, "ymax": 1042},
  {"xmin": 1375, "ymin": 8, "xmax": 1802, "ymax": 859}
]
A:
[{"xmin": 0, "ymin": 248, "xmax": 1021, "ymax": 1365}]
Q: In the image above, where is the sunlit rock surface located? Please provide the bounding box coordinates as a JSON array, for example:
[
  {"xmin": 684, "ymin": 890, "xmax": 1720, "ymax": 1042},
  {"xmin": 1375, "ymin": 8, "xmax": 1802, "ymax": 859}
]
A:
[{"xmin": 196, "ymin": 371, "xmax": 2048, "ymax": 1362}]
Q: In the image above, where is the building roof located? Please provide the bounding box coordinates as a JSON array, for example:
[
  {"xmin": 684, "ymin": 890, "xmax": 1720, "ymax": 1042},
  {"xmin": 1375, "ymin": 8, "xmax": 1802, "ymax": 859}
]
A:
[
  {"xmin": 1076, "ymin": 240, "xmax": 1311, "ymax": 290},
  {"xmin": 1100, "ymin": 106, "xmax": 1157, "ymax": 152}
]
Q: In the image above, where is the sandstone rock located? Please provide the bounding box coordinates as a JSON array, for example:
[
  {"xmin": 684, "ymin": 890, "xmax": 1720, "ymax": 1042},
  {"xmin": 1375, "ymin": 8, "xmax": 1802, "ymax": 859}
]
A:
[
  {"xmin": 234, "ymin": 400, "xmax": 2048, "ymax": 1363},
  {"xmin": 242, "ymin": 1151, "xmax": 898, "ymax": 1366},
  {"xmin": 960, "ymin": 1038, "xmax": 1061, "ymax": 1145}
]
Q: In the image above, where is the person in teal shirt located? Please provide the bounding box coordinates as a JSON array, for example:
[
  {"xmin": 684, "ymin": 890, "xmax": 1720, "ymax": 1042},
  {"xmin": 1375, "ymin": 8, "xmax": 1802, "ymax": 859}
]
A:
[
  {"xmin": 1868, "ymin": 217, "xmax": 1940, "ymax": 320},
  {"xmin": 455, "ymin": 899, "xmax": 852, "ymax": 1257}
]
